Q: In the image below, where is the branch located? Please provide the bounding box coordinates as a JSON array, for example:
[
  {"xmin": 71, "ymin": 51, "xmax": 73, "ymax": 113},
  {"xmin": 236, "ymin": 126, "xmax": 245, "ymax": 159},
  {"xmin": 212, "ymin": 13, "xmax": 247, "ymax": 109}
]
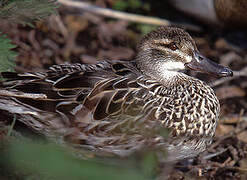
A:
[{"xmin": 57, "ymin": 0, "xmax": 201, "ymax": 31}]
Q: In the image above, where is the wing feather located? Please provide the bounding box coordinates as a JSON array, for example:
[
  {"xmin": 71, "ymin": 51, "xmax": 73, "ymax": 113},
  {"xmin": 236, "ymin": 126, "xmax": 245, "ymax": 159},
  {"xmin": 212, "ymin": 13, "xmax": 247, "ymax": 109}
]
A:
[{"xmin": 0, "ymin": 61, "xmax": 167, "ymax": 146}]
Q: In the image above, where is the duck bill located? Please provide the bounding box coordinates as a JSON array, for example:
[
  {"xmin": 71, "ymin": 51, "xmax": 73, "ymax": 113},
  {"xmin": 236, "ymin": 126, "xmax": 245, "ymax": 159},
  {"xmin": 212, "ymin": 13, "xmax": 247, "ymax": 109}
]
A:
[{"xmin": 185, "ymin": 52, "xmax": 233, "ymax": 77}]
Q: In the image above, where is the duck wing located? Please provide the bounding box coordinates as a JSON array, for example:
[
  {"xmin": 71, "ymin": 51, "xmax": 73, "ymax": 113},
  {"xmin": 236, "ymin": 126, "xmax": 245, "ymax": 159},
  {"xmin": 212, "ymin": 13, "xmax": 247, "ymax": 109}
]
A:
[
  {"xmin": 0, "ymin": 60, "xmax": 165, "ymax": 156},
  {"xmin": 0, "ymin": 61, "xmax": 136, "ymax": 111}
]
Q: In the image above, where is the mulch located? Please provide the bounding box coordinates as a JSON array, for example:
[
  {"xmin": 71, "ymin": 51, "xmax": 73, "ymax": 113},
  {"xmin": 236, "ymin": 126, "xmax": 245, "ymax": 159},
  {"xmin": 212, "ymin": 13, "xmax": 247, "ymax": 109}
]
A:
[{"xmin": 0, "ymin": 1, "xmax": 247, "ymax": 179}]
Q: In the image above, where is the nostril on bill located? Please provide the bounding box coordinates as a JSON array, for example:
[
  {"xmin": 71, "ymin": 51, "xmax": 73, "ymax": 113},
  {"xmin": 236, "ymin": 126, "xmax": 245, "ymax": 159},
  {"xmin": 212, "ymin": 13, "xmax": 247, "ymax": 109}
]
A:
[
  {"xmin": 198, "ymin": 56, "xmax": 204, "ymax": 61},
  {"xmin": 221, "ymin": 67, "xmax": 233, "ymax": 77}
]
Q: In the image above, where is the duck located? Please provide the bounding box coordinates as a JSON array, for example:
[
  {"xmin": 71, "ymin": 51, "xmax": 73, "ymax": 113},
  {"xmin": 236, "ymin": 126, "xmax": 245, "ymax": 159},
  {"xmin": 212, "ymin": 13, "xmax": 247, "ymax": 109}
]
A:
[
  {"xmin": 0, "ymin": 26, "xmax": 233, "ymax": 162},
  {"xmin": 169, "ymin": 0, "xmax": 247, "ymax": 28}
]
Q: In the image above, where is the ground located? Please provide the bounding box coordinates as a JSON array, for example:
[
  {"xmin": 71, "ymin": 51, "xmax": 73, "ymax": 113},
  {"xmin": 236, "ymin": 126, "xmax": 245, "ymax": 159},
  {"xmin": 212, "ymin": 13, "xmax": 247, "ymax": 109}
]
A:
[{"xmin": 0, "ymin": 1, "xmax": 247, "ymax": 179}]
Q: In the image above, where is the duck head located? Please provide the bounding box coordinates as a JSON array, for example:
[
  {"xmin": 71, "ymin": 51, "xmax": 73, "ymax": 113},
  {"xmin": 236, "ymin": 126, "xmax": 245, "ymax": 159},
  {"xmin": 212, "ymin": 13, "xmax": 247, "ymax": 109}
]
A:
[{"xmin": 136, "ymin": 26, "xmax": 233, "ymax": 80}]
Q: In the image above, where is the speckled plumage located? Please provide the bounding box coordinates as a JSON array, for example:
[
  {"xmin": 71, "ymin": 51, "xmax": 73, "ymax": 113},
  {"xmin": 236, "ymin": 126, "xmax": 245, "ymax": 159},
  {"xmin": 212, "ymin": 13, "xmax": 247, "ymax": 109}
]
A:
[{"xmin": 0, "ymin": 27, "xmax": 231, "ymax": 161}]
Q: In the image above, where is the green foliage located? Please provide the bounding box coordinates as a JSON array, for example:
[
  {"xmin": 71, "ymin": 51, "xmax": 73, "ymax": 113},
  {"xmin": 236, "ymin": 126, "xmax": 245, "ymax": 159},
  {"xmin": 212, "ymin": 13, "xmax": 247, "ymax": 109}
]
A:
[
  {"xmin": 128, "ymin": 0, "xmax": 142, "ymax": 9},
  {"xmin": 0, "ymin": 0, "xmax": 58, "ymax": 74},
  {"xmin": 113, "ymin": 0, "xmax": 128, "ymax": 11},
  {"xmin": 0, "ymin": 138, "xmax": 156, "ymax": 180},
  {"xmin": 140, "ymin": 152, "xmax": 158, "ymax": 177},
  {"xmin": 0, "ymin": 0, "xmax": 58, "ymax": 25},
  {"xmin": 137, "ymin": 24, "xmax": 158, "ymax": 35},
  {"xmin": 113, "ymin": 0, "xmax": 150, "ymax": 12},
  {"xmin": 0, "ymin": 33, "xmax": 17, "ymax": 72}
]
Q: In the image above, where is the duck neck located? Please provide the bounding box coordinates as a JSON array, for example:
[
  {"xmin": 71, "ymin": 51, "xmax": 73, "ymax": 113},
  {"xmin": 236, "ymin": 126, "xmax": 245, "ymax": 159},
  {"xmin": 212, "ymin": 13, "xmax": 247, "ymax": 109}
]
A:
[
  {"xmin": 148, "ymin": 70, "xmax": 190, "ymax": 86},
  {"xmin": 135, "ymin": 50, "xmax": 190, "ymax": 86}
]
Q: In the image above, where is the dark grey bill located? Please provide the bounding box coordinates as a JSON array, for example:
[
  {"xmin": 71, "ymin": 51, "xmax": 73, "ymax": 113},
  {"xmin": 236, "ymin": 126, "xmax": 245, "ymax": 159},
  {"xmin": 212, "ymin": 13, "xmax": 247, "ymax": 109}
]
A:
[{"xmin": 185, "ymin": 52, "xmax": 233, "ymax": 77}]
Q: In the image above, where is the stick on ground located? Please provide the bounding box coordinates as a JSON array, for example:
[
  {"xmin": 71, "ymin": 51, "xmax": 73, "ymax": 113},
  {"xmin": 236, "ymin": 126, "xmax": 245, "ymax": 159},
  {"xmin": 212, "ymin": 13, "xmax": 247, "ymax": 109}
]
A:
[{"xmin": 57, "ymin": 0, "xmax": 201, "ymax": 31}]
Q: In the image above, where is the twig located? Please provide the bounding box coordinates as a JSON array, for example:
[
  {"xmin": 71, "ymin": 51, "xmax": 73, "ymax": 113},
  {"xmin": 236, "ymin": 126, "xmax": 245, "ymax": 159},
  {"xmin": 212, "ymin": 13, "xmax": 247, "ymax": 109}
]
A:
[
  {"xmin": 207, "ymin": 162, "xmax": 247, "ymax": 173},
  {"xmin": 208, "ymin": 133, "xmax": 234, "ymax": 151},
  {"xmin": 223, "ymin": 166, "xmax": 247, "ymax": 173},
  {"xmin": 210, "ymin": 66, "xmax": 247, "ymax": 87},
  {"xmin": 57, "ymin": 0, "xmax": 201, "ymax": 31},
  {"xmin": 7, "ymin": 115, "xmax": 16, "ymax": 137},
  {"xmin": 203, "ymin": 148, "xmax": 228, "ymax": 160}
]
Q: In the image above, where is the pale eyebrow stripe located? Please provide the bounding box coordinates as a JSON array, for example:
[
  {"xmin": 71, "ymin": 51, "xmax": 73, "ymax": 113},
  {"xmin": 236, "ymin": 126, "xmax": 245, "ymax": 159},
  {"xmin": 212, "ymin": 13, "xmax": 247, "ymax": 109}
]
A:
[{"xmin": 154, "ymin": 39, "xmax": 171, "ymax": 44}]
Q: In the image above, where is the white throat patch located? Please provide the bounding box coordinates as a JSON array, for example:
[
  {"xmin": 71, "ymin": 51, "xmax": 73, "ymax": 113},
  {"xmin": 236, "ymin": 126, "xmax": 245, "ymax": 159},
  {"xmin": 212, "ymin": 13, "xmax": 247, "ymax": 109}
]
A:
[
  {"xmin": 161, "ymin": 61, "xmax": 185, "ymax": 71},
  {"xmin": 158, "ymin": 61, "xmax": 185, "ymax": 79}
]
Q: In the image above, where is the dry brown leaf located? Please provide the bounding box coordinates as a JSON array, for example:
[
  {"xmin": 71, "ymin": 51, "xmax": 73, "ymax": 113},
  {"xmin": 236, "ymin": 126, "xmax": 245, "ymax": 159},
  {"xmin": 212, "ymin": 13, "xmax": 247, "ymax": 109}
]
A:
[
  {"xmin": 65, "ymin": 15, "xmax": 89, "ymax": 33},
  {"xmin": 215, "ymin": 124, "xmax": 234, "ymax": 136},
  {"xmin": 216, "ymin": 85, "xmax": 246, "ymax": 100},
  {"xmin": 97, "ymin": 20, "xmax": 129, "ymax": 47},
  {"xmin": 220, "ymin": 115, "xmax": 240, "ymax": 124},
  {"xmin": 219, "ymin": 51, "xmax": 242, "ymax": 66},
  {"xmin": 237, "ymin": 131, "xmax": 247, "ymax": 144},
  {"xmin": 215, "ymin": 38, "xmax": 232, "ymax": 50},
  {"xmin": 98, "ymin": 47, "xmax": 134, "ymax": 60},
  {"xmin": 81, "ymin": 55, "xmax": 98, "ymax": 64}
]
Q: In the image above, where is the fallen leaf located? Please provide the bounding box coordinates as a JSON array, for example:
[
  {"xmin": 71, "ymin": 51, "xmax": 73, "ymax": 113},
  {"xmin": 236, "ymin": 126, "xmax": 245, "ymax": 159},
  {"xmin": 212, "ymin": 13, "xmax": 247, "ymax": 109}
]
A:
[
  {"xmin": 237, "ymin": 131, "xmax": 247, "ymax": 144},
  {"xmin": 219, "ymin": 51, "xmax": 242, "ymax": 66},
  {"xmin": 98, "ymin": 47, "xmax": 134, "ymax": 60},
  {"xmin": 220, "ymin": 115, "xmax": 240, "ymax": 124},
  {"xmin": 215, "ymin": 124, "xmax": 234, "ymax": 136},
  {"xmin": 216, "ymin": 85, "xmax": 246, "ymax": 100}
]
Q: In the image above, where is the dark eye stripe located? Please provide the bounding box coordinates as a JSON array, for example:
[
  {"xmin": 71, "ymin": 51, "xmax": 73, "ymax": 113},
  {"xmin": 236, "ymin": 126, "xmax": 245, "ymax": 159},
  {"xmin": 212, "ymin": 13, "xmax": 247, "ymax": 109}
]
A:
[
  {"xmin": 156, "ymin": 43, "xmax": 170, "ymax": 48},
  {"xmin": 156, "ymin": 42, "xmax": 178, "ymax": 51}
]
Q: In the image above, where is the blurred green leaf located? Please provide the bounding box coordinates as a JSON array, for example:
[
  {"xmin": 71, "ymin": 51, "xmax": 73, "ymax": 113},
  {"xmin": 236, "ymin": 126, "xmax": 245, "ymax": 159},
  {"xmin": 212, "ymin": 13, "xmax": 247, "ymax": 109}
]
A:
[
  {"xmin": 112, "ymin": 0, "xmax": 150, "ymax": 12},
  {"xmin": 112, "ymin": 0, "xmax": 128, "ymax": 11},
  {"xmin": 137, "ymin": 24, "xmax": 158, "ymax": 35},
  {"xmin": 0, "ymin": 139, "xmax": 153, "ymax": 180},
  {"xmin": 0, "ymin": 32, "xmax": 17, "ymax": 73},
  {"xmin": 142, "ymin": 3, "xmax": 150, "ymax": 11},
  {"xmin": 0, "ymin": 0, "xmax": 58, "ymax": 26},
  {"xmin": 141, "ymin": 152, "xmax": 158, "ymax": 177},
  {"xmin": 128, "ymin": 0, "xmax": 142, "ymax": 9}
]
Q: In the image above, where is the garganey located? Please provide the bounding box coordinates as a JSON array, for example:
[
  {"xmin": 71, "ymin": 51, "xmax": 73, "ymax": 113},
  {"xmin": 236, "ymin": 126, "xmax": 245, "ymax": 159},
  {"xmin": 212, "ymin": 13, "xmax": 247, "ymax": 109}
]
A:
[{"xmin": 0, "ymin": 27, "xmax": 233, "ymax": 161}]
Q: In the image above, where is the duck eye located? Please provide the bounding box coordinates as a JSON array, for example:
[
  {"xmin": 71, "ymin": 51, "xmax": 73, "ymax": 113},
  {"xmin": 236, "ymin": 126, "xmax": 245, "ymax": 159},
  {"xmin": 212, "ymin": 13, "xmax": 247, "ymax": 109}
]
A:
[
  {"xmin": 168, "ymin": 42, "xmax": 178, "ymax": 51},
  {"xmin": 156, "ymin": 42, "xmax": 178, "ymax": 51}
]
